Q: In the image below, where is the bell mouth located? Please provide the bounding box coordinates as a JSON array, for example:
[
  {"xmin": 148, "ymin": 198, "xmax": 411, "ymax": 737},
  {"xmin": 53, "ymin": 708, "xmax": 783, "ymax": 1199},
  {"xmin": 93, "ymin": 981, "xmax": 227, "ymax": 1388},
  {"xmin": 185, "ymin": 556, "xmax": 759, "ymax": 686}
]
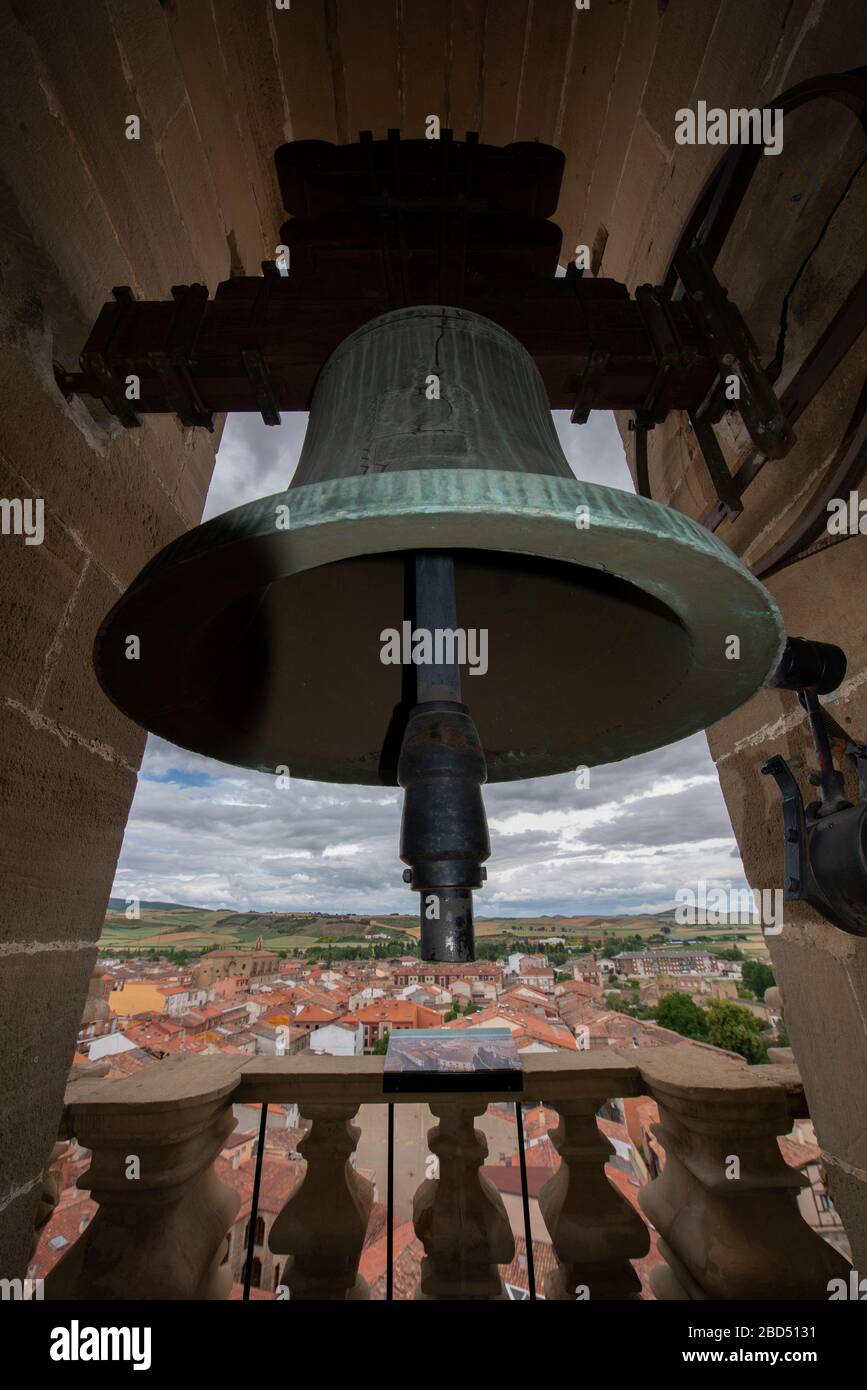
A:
[{"xmin": 94, "ymin": 468, "xmax": 785, "ymax": 785}]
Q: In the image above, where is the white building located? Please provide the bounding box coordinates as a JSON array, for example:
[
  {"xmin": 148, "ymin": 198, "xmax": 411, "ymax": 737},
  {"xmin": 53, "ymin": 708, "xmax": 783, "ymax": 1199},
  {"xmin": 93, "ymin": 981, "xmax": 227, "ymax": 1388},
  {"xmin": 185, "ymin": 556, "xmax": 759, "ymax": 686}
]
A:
[
  {"xmin": 348, "ymin": 985, "xmax": 386, "ymax": 1010},
  {"xmin": 517, "ymin": 963, "xmax": 555, "ymax": 995},
  {"xmin": 159, "ymin": 984, "xmax": 210, "ymax": 1017},
  {"xmin": 84, "ymin": 1032, "xmax": 138, "ymax": 1061},
  {"xmin": 250, "ymin": 1023, "xmax": 286, "ymax": 1056},
  {"xmin": 309, "ymin": 1020, "xmax": 364, "ymax": 1057},
  {"xmin": 400, "ymin": 984, "xmax": 452, "ymax": 1008}
]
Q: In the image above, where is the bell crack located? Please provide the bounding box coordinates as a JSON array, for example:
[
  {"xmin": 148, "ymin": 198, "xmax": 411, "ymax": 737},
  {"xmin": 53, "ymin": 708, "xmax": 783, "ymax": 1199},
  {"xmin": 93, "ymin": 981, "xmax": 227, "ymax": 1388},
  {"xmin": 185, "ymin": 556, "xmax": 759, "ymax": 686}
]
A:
[{"xmin": 433, "ymin": 308, "xmax": 448, "ymax": 370}]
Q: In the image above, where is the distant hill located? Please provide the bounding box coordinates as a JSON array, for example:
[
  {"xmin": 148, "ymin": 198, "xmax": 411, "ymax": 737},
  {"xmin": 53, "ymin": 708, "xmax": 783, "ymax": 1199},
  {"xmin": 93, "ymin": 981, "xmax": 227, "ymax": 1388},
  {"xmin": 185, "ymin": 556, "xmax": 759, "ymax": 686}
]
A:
[
  {"xmin": 100, "ymin": 896, "xmax": 761, "ymax": 956},
  {"xmin": 99, "ymin": 902, "xmax": 419, "ymax": 952},
  {"xmin": 107, "ymin": 897, "xmax": 198, "ymax": 912}
]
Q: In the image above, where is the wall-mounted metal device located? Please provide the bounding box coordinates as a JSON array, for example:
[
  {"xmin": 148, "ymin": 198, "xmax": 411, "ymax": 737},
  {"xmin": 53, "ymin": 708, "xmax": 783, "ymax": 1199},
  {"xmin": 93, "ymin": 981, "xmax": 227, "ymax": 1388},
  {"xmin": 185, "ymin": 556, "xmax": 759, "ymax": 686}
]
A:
[{"xmin": 763, "ymin": 637, "xmax": 867, "ymax": 936}]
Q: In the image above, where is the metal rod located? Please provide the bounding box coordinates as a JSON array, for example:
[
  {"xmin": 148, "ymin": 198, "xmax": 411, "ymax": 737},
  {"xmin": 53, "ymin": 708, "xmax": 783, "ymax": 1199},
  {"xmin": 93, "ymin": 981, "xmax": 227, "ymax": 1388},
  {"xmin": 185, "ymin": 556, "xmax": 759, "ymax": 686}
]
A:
[
  {"xmin": 633, "ymin": 418, "xmax": 650, "ymax": 498},
  {"xmin": 801, "ymin": 689, "xmax": 846, "ymax": 812},
  {"xmin": 399, "ymin": 548, "xmax": 489, "ymax": 962},
  {"xmin": 386, "ymin": 1103, "xmax": 394, "ymax": 1301},
  {"xmin": 688, "ymin": 409, "xmax": 743, "ymax": 519},
  {"xmin": 243, "ymin": 1102, "xmax": 269, "ymax": 1300},
  {"xmin": 514, "ymin": 1102, "xmax": 537, "ymax": 1300},
  {"xmin": 413, "ymin": 551, "xmax": 462, "ymax": 703}
]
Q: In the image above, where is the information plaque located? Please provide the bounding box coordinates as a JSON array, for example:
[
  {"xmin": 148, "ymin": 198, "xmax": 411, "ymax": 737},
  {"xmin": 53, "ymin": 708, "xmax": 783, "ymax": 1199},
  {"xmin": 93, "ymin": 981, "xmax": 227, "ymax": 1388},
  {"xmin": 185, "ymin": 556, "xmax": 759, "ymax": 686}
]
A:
[{"xmin": 383, "ymin": 1027, "xmax": 523, "ymax": 1094}]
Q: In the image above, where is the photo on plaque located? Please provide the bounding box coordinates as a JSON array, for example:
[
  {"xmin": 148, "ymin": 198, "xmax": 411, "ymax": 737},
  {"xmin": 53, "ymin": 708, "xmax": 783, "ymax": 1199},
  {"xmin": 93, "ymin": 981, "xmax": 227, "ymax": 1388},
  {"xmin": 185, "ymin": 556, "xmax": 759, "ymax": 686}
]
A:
[{"xmin": 383, "ymin": 1027, "xmax": 523, "ymax": 1093}]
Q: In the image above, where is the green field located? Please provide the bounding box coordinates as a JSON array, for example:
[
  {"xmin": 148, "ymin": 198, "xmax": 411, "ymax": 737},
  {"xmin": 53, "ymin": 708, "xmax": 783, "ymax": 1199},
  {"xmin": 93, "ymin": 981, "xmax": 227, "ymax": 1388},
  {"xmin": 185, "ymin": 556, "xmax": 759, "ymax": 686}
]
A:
[{"xmin": 100, "ymin": 901, "xmax": 769, "ymax": 961}]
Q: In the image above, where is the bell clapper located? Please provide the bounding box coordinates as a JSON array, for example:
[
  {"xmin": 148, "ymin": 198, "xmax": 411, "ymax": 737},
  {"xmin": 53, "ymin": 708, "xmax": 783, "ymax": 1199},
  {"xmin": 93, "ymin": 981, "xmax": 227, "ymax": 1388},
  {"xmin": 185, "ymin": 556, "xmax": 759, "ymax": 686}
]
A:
[{"xmin": 397, "ymin": 551, "xmax": 491, "ymax": 963}]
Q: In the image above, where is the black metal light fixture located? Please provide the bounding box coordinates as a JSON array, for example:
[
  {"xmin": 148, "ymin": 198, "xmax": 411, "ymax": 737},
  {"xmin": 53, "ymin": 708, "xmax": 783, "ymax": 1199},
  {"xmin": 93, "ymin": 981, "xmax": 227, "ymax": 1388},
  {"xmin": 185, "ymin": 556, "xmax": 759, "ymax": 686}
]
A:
[{"xmin": 763, "ymin": 638, "xmax": 867, "ymax": 937}]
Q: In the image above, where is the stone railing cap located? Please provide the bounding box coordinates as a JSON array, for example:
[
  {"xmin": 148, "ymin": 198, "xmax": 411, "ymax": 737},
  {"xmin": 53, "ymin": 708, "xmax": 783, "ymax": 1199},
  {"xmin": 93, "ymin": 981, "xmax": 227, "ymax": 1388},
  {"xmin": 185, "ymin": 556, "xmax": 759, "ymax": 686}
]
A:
[{"xmin": 58, "ymin": 1045, "xmax": 800, "ymax": 1118}]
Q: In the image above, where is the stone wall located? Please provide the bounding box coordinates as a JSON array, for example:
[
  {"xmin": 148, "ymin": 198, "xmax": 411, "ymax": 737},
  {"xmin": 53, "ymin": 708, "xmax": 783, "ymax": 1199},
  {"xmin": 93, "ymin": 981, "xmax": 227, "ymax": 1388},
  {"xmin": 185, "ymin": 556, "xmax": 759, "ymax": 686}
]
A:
[
  {"xmin": 0, "ymin": 0, "xmax": 266, "ymax": 1278},
  {"xmin": 570, "ymin": 0, "xmax": 867, "ymax": 1263}
]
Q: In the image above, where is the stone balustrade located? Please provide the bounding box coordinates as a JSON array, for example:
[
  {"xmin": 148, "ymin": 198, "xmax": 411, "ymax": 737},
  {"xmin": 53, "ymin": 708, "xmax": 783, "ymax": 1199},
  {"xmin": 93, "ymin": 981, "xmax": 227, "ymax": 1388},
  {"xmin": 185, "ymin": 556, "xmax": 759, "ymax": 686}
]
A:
[
  {"xmin": 43, "ymin": 1049, "xmax": 850, "ymax": 1302},
  {"xmin": 269, "ymin": 1101, "xmax": 373, "ymax": 1299},
  {"xmin": 414, "ymin": 1101, "xmax": 515, "ymax": 1299}
]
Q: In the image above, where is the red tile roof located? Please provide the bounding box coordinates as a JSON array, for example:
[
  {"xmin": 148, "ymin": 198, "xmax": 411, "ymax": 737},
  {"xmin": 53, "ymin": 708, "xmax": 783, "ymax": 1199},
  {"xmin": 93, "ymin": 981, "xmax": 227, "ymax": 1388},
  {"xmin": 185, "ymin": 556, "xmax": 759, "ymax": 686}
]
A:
[
  {"xmin": 294, "ymin": 1005, "xmax": 340, "ymax": 1023},
  {"xmin": 216, "ymin": 1153, "xmax": 305, "ymax": 1221},
  {"xmin": 28, "ymin": 1191, "xmax": 98, "ymax": 1281},
  {"xmin": 482, "ymin": 1163, "xmax": 550, "ymax": 1199},
  {"xmin": 352, "ymin": 1001, "xmax": 442, "ymax": 1028},
  {"xmin": 778, "ymin": 1134, "xmax": 821, "ymax": 1168},
  {"xmin": 500, "ymin": 1236, "xmax": 558, "ymax": 1295}
]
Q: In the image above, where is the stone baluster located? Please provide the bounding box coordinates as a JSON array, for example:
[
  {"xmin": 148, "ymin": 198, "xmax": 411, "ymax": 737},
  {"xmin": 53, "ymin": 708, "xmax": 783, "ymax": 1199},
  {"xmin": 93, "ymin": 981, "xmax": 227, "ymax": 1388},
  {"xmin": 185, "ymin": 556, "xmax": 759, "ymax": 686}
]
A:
[
  {"xmin": 45, "ymin": 1056, "xmax": 243, "ymax": 1300},
  {"xmin": 540, "ymin": 1092, "xmax": 650, "ymax": 1299},
  {"xmin": 269, "ymin": 1102, "xmax": 373, "ymax": 1299},
  {"xmin": 637, "ymin": 1050, "xmax": 851, "ymax": 1299},
  {"xmin": 413, "ymin": 1101, "xmax": 514, "ymax": 1299}
]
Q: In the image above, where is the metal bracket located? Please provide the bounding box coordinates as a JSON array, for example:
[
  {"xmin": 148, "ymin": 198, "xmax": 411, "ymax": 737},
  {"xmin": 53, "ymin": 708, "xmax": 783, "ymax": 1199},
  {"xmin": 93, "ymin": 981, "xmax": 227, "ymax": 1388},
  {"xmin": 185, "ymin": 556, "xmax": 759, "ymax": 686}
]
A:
[
  {"xmin": 762, "ymin": 638, "xmax": 867, "ymax": 937},
  {"xmin": 672, "ymin": 242, "xmax": 799, "ymax": 520},
  {"xmin": 78, "ymin": 286, "xmax": 142, "ymax": 428},
  {"xmin": 570, "ymin": 348, "xmax": 610, "ymax": 424},
  {"xmin": 146, "ymin": 284, "xmax": 215, "ymax": 430},
  {"xmin": 688, "ymin": 409, "xmax": 743, "ymax": 519},
  {"xmin": 629, "ymin": 416, "xmax": 652, "ymax": 498},
  {"xmin": 241, "ymin": 348, "xmax": 281, "ymax": 426},
  {"xmin": 676, "ymin": 243, "xmax": 796, "ymax": 461},
  {"xmin": 762, "ymin": 754, "xmax": 808, "ymax": 897},
  {"xmin": 635, "ymin": 283, "xmax": 685, "ymax": 425}
]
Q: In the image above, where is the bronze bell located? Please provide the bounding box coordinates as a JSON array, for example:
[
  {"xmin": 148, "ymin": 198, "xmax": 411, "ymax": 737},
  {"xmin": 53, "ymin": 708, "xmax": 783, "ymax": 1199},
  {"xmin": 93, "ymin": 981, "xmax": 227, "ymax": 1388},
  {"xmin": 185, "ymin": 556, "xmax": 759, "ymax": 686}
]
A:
[{"xmin": 94, "ymin": 305, "xmax": 785, "ymax": 960}]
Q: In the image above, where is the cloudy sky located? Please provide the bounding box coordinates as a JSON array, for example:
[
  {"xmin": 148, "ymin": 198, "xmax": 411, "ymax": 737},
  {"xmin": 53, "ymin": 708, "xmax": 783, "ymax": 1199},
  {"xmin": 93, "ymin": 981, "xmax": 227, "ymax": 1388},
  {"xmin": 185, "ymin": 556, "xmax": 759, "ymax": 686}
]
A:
[{"xmin": 112, "ymin": 409, "xmax": 747, "ymax": 918}]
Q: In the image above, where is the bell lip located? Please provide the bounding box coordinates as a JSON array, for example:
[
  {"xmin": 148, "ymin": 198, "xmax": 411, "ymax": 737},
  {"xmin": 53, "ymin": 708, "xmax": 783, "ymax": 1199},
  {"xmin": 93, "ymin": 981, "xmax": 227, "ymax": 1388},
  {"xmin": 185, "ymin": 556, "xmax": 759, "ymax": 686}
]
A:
[{"xmin": 94, "ymin": 467, "xmax": 786, "ymax": 784}]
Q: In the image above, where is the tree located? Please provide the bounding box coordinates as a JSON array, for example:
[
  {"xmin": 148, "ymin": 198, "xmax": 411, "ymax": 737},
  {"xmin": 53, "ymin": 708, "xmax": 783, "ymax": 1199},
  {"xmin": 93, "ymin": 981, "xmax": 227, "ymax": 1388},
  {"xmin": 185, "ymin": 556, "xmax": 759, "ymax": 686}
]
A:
[
  {"xmin": 372, "ymin": 1030, "xmax": 390, "ymax": 1055},
  {"xmin": 741, "ymin": 959, "xmax": 775, "ymax": 999},
  {"xmin": 464, "ymin": 1002, "xmax": 479, "ymax": 1016},
  {"xmin": 654, "ymin": 992, "xmax": 709, "ymax": 1040},
  {"xmin": 704, "ymin": 999, "xmax": 768, "ymax": 1064}
]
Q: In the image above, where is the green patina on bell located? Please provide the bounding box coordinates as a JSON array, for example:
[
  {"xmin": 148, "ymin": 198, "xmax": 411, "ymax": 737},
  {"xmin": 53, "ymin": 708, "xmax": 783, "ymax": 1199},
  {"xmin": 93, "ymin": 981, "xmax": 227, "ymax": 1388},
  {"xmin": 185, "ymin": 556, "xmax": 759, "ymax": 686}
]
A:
[{"xmin": 94, "ymin": 305, "xmax": 785, "ymax": 786}]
